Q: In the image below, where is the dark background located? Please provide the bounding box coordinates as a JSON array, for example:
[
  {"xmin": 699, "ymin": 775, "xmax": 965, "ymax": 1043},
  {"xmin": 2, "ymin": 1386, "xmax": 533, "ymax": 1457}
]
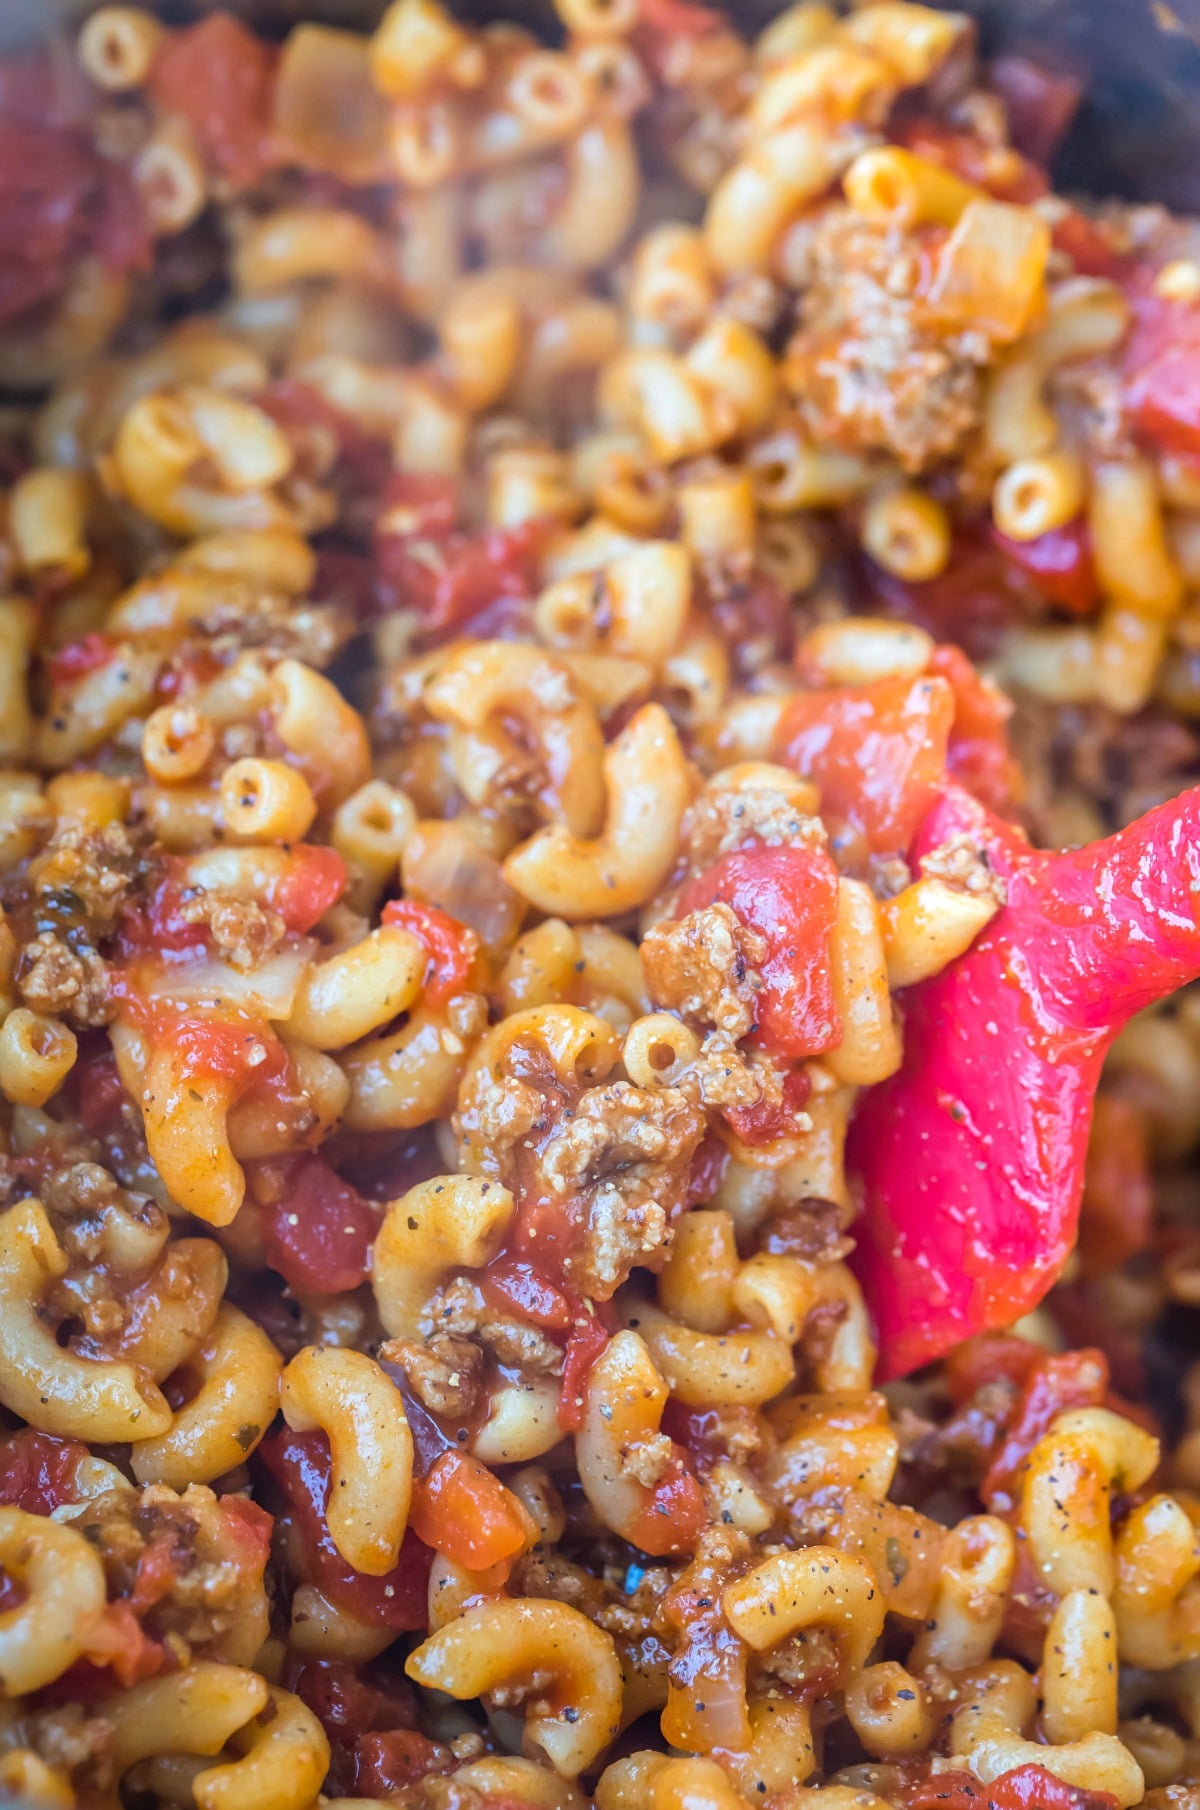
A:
[{"xmin": 12, "ymin": 0, "xmax": 1200, "ymax": 209}]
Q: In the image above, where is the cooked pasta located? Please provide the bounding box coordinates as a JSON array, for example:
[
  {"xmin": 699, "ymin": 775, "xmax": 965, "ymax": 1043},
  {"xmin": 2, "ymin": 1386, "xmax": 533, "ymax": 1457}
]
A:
[{"xmin": 0, "ymin": 5, "xmax": 1198, "ymax": 1810}]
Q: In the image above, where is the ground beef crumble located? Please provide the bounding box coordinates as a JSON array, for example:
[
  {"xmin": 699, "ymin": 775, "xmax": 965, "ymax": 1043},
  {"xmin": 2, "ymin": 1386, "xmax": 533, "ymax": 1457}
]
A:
[
  {"xmin": 684, "ymin": 768, "xmax": 825, "ymax": 870},
  {"xmin": 16, "ymin": 931, "xmax": 111, "ymax": 1025},
  {"xmin": 422, "ymin": 1277, "xmax": 565, "ymax": 1376},
  {"xmin": 537, "ymin": 1082, "xmax": 705, "ymax": 1297},
  {"xmin": 178, "ymin": 889, "xmax": 287, "ymax": 971},
  {"xmin": 642, "ymin": 903, "xmax": 766, "ymax": 1040},
  {"xmin": 457, "ymin": 1052, "xmax": 705, "ymax": 1298},
  {"xmin": 785, "ymin": 211, "xmax": 992, "ymax": 472},
  {"xmin": 380, "ymin": 1332, "xmax": 485, "ymax": 1419}
]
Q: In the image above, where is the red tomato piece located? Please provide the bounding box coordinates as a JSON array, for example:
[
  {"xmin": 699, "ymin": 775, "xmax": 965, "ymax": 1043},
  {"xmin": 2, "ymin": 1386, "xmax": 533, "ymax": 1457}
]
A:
[
  {"xmin": 684, "ymin": 1136, "xmax": 729, "ymax": 1210},
  {"xmin": 1123, "ymin": 275, "xmax": 1200, "ymax": 459},
  {"xmin": 981, "ymin": 1347, "xmax": 1110, "ymax": 1514},
  {"xmin": 0, "ymin": 47, "xmax": 92, "ymax": 129},
  {"xmin": 0, "ymin": 124, "xmax": 148, "ymax": 326},
  {"xmin": 865, "ymin": 531, "xmax": 1023, "ymax": 660},
  {"xmin": 408, "ymin": 1452, "xmax": 534, "ymax": 1571},
  {"xmin": 774, "ymin": 673, "xmax": 956, "ymax": 860},
  {"xmin": 678, "ymin": 845, "xmax": 841, "ymax": 1059},
  {"xmin": 0, "ymin": 1429, "xmax": 88, "ymax": 1515},
  {"xmin": 259, "ymin": 378, "xmax": 391, "ymax": 494},
  {"xmin": 639, "ymin": 0, "xmax": 725, "ymax": 33},
  {"xmin": 74, "ymin": 1049, "xmax": 132, "ymax": 1138},
  {"xmin": 354, "ymin": 1731, "xmax": 454, "ymax": 1796},
  {"xmin": 903, "ymin": 1766, "xmax": 1118, "ymax": 1810},
  {"xmin": 628, "ymin": 1454, "xmax": 708, "ymax": 1558},
  {"xmin": 164, "ymin": 1015, "xmax": 287, "ymax": 1088},
  {"xmin": 260, "ymin": 1155, "xmax": 381, "ymax": 1296},
  {"xmin": 929, "ymin": 643, "xmax": 1024, "ymax": 817},
  {"xmin": 1051, "ymin": 208, "xmax": 1126, "ymax": 278},
  {"xmin": 45, "ymin": 631, "xmax": 118, "ymax": 689},
  {"xmin": 944, "ymin": 1331, "xmax": 1043, "ymax": 1404},
  {"xmin": 260, "ymin": 1430, "xmax": 432, "ymax": 1629},
  {"xmin": 219, "ymin": 1493, "xmax": 274, "ymax": 1573},
  {"xmin": 988, "ymin": 1766, "xmax": 1119, "ymax": 1810},
  {"xmin": 379, "ymin": 472, "xmax": 461, "ymax": 539},
  {"xmin": 149, "ymin": 13, "xmax": 276, "ymax": 186},
  {"xmin": 270, "ymin": 845, "xmax": 348, "ymax": 933},
  {"xmin": 991, "ymin": 519, "xmax": 1100, "ymax": 617},
  {"xmin": 115, "ymin": 862, "xmax": 213, "ymax": 961},
  {"xmin": 381, "ymin": 898, "xmax": 478, "ymax": 1005},
  {"xmin": 289, "ymin": 1658, "xmax": 419, "ymax": 1747},
  {"xmin": 375, "ymin": 516, "xmax": 548, "ymax": 638},
  {"xmin": 129, "ymin": 1532, "xmax": 185, "ymax": 1614},
  {"xmin": 721, "ymin": 1066, "xmax": 812, "ymax": 1149},
  {"xmin": 78, "ymin": 1600, "xmax": 166, "ymax": 1689},
  {"xmin": 481, "ymin": 1258, "xmax": 573, "ymax": 1330}
]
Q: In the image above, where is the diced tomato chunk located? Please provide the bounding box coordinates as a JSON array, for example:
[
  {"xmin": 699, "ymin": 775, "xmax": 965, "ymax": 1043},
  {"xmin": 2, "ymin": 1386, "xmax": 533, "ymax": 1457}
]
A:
[
  {"xmin": 259, "ymin": 1154, "xmax": 381, "ymax": 1295},
  {"xmin": 408, "ymin": 1451, "xmax": 535, "ymax": 1571},
  {"xmin": 628, "ymin": 1453, "xmax": 708, "ymax": 1557},
  {"xmin": 45, "ymin": 631, "xmax": 118, "ymax": 689},
  {"xmin": 375, "ymin": 514, "xmax": 548, "ymax": 638},
  {"xmin": 981, "ymin": 1346, "xmax": 1110, "ymax": 1514},
  {"xmin": 74, "ymin": 1049, "xmax": 133, "ymax": 1139},
  {"xmin": 379, "ymin": 472, "xmax": 461, "ymax": 539},
  {"xmin": 354, "ymin": 1731, "xmax": 454, "ymax": 1796},
  {"xmin": 866, "ymin": 532, "xmax": 1023, "ymax": 659},
  {"xmin": 1052, "ymin": 208, "xmax": 1126, "ymax": 278},
  {"xmin": 159, "ymin": 1014, "xmax": 287, "ymax": 1089},
  {"xmin": 382, "ymin": 899, "xmax": 478, "ymax": 1005},
  {"xmin": 991, "ymin": 519, "xmax": 1100, "ymax": 617},
  {"xmin": 678, "ymin": 845, "xmax": 842, "ymax": 1059},
  {"xmin": 639, "ymin": 0, "xmax": 725, "ymax": 34},
  {"xmin": 987, "ymin": 1765, "xmax": 1119, "ymax": 1810},
  {"xmin": 684, "ymin": 1136, "xmax": 729, "ymax": 1209},
  {"xmin": 259, "ymin": 378, "xmax": 391, "ymax": 494},
  {"xmin": 219, "ymin": 1493, "xmax": 274, "ymax": 1572},
  {"xmin": 1123, "ymin": 273, "xmax": 1200, "ymax": 459},
  {"xmin": 774, "ymin": 672, "xmax": 956, "ymax": 859},
  {"xmin": 289, "ymin": 1658, "xmax": 419, "ymax": 1748},
  {"xmin": 902, "ymin": 1765, "xmax": 1119, "ymax": 1810},
  {"xmin": 149, "ymin": 13, "xmax": 277, "ymax": 186},
  {"xmin": 929, "ymin": 643, "xmax": 1024, "ymax": 817},
  {"xmin": 129, "ymin": 1533, "xmax": 185, "ymax": 1614},
  {"xmin": 0, "ymin": 1429, "xmax": 88, "ymax": 1515},
  {"xmin": 260, "ymin": 1430, "xmax": 432, "ymax": 1629},
  {"xmin": 78, "ymin": 1601, "xmax": 166, "ymax": 1689},
  {"xmin": 0, "ymin": 123, "xmax": 148, "ymax": 327},
  {"xmin": 272, "ymin": 845, "xmax": 348, "ymax": 933}
]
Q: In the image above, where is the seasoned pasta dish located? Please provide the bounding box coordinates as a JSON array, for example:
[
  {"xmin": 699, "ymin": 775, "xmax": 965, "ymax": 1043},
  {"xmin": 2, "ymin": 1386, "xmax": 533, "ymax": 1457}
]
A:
[{"xmin": 5, "ymin": 2, "xmax": 1200, "ymax": 1807}]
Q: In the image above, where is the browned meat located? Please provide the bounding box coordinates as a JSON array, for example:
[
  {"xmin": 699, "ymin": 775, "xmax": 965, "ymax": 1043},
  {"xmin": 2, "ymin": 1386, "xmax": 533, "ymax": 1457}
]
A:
[
  {"xmin": 785, "ymin": 211, "xmax": 990, "ymax": 472},
  {"xmin": 641, "ymin": 903, "xmax": 765, "ymax": 1039}
]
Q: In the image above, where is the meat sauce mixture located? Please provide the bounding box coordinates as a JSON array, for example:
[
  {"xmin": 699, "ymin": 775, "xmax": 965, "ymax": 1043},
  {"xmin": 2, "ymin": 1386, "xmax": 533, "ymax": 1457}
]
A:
[{"xmin": 1, "ymin": 4, "xmax": 1200, "ymax": 1810}]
